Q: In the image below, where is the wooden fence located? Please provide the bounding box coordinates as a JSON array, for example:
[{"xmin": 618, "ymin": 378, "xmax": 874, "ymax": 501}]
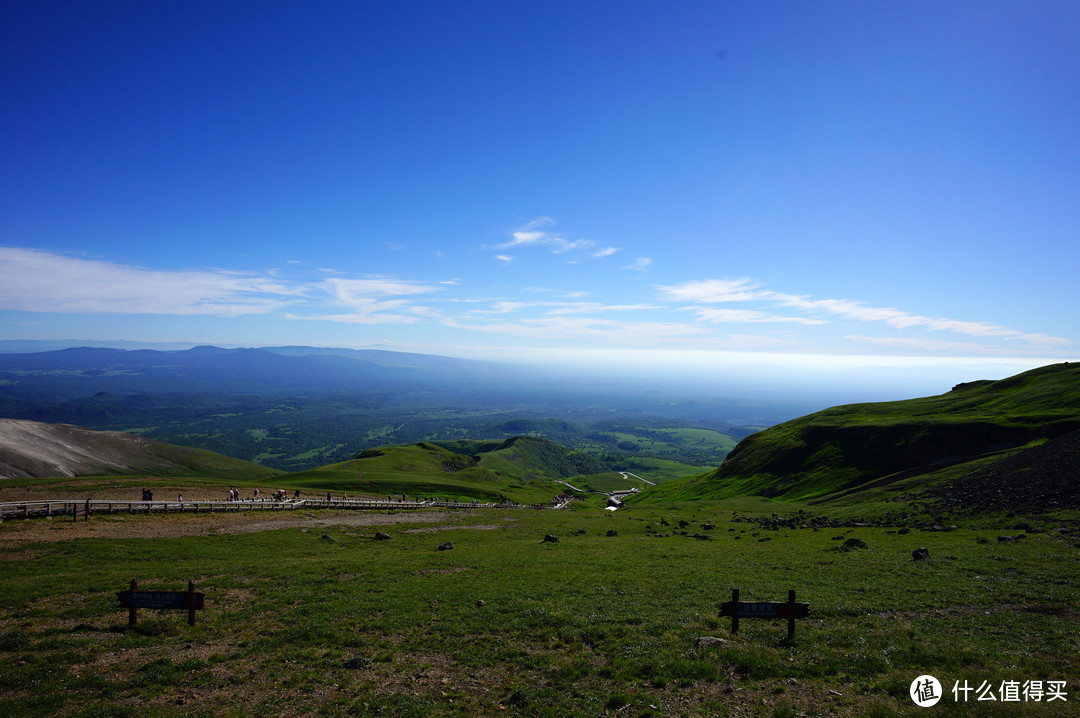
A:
[{"xmin": 0, "ymin": 496, "xmax": 532, "ymax": 522}]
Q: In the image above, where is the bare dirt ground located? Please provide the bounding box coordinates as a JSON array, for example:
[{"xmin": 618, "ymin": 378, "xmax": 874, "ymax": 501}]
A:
[{"xmin": 0, "ymin": 509, "xmax": 481, "ymax": 546}]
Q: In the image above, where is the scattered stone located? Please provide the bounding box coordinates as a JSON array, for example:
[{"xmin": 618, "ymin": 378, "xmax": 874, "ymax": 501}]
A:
[
  {"xmin": 695, "ymin": 636, "xmax": 728, "ymax": 649},
  {"xmin": 693, "ymin": 533, "xmax": 712, "ymax": 540},
  {"xmin": 840, "ymin": 537, "xmax": 868, "ymax": 551},
  {"xmin": 912, "ymin": 547, "xmax": 930, "ymax": 561},
  {"xmin": 374, "ymin": 532, "xmax": 391, "ymax": 541},
  {"xmin": 997, "ymin": 535, "xmax": 1020, "ymax": 542},
  {"xmin": 542, "ymin": 534, "xmax": 559, "ymax": 543},
  {"xmin": 897, "ymin": 528, "xmax": 911, "ymax": 535},
  {"xmin": 702, "ymin": 523, "xmax": 716, "ymax": 530},
  {"xmin": 976, "ymin": 537, "xmax": 988, "ymax": 544},
  {"xmin": 931, "ymin": 524, "xmax": 947, "ymax": 532},
  {"xmin": 572, "ymin": 528, "xmax": 587, "ymax": 535},
  {"xmin": 831, "ymin": 535, "xmax": 845, "ymax": 541},
  {"xmin": 660, "ymin": 518, "xmax": 670, "ymax": 526},
  {"xmin": 758, "ymin": 537, "xmax": 771, "ymax": 542},
  {"xmin": 605, "ymin": 530, "xmax": 617, "ymax": 537},
  {"xmin": 678, "ymin": 520, "xmax": 690, "ymax": 528},
  {"xmin": 343, "ymin": 656, "xmax": 372, "ymax": 670},
  {"xmin": 437, "ymin": 541, "xmax": 454, "ymax": 551},
  {"xmin": 319, "ymin": 534, "xmax": 339, "ymax": 544},
  {"xmin": 476, "ymin": 600, "xmax": 485, "ymax": 607},
  {"xmin": 734, "ymin": 535, "xmax": 741, "ymax": 540}
]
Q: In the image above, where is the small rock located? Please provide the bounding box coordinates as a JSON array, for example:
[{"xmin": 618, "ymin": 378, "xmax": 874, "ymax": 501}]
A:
[
  {"xmin": 374, "ymin": 532, "xmax": 391, "ymax": 541},
  {"xmin": 437, "ymin": 541, "xmax": 454, "ymax": 551},
  {"xmin": 542, "ymin": 534, "xmax": 559, "ymax": 543},
  {"xmin": 343, "ymin": 656, "xmax": 372, "ymax": 670},
  {"xmin": 897, "ymin": 528, "xmax": 911, "ymax": 535},
  {"xmin": 841, "ymin": 537, "xmax": 868, "ymax": 551},
  {"xmin": 975, "ymin": 537, "xmax": 988, "ymax": 544},
  {"xmin": 997, "ymin": 535, "xmax": 1017, "ymax": 542},
  {"xmin": 319, "ymin": 534, "xmax": 339, "ymax": 544},
  {"xmin": 912, "ymin": 547, "xmax": 930, "ymax": 561},
  {"xmin": 606, "ymin": 530, "xmax": 617, "ymax": 537},
  {"xmin": 695, "ymin": 636, "xmax": 728, "ymax": 649},
  {"xmin": 476, "ymin": 600, "xmax": 485, "ymax": 607},
  {"xmin": 831, "ymin": 535, "xmax": 844, "ymax": 541},
  {"xmin": 572, "ymin": 528, "xmax": 587, "ymax": 535}
]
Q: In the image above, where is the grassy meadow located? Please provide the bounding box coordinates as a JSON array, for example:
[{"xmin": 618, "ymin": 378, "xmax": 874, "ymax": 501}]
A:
[{"xmin": 2, "ymin": 493, "xmax": 1078, "ymax": 717}]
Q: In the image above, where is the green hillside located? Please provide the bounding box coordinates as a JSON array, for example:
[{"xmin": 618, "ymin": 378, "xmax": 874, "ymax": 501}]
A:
[
  {"xmin": 651, "ymin": 362, "xmax": 1080, "ymax": 502},
  {"xmin": 277, "ymin": 436, "xmax": 609, "ymax": 504}
]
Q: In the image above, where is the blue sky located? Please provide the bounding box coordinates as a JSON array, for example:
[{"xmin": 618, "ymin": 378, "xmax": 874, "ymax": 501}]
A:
[{"xmin": 2, "ymin": 1, "xmax": 1077, "ymax": 391}]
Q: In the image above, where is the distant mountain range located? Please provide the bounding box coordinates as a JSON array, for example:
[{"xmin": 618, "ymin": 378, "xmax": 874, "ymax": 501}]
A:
[{"xmin": 0, "ymin": 344, "xmax": 505, "ymax": 400}]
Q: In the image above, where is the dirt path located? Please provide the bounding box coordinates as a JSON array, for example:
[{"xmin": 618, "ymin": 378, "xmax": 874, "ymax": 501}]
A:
[{"xmin": 0, "ymin": 508, "xmax": 477, "ymax": 545}]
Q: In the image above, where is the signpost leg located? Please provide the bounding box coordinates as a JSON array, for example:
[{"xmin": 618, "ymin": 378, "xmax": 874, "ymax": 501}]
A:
[
  {"xmin": 787, "ymin": 589, "xmax": 796, "ymax": 641},
  {"xmin": 731, "ymin": 588, "xmax": 740, "ymax": 634},
  {"xmin": 187, "ymin": 580, "xmax": 196, "ymax": 626},
  {"xmin": 129, "ymin": 579, "xmax": 138, "ymax": 626}
]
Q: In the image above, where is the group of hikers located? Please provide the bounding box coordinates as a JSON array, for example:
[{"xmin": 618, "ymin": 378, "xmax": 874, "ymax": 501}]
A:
[
  {"xmin": 224, "ymin": 488, "xmax": 301, "ymax": 501},
  {"xmin": 136, "ymin": 488, "xmax": 557, "ymax": 508}
]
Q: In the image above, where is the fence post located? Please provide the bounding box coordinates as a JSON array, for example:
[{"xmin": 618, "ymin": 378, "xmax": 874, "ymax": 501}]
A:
[
  {"xmin": 731, "ymin": 588, "xmax": 740, "ymax": 634},
  {"xmin": 187, "ymin": 580, "xmax": 197, "ymax": 626},
  {"xmin": 129, "ymin": 579, "xmax": 138, "ymax": 625},
  {"xmin": 84, "ymin": 498, "xmax": 90, "ymax": 522},
  {"xmin": 787, "ymin": 589, "xmax": 796, "ymax": 641}
]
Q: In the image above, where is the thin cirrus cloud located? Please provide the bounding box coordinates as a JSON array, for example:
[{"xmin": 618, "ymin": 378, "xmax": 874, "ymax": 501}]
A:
[
  {"xmin": 493, "ymin": 218, "xmax": 619, "ymax": 259},
  {"xmin": 303, "ymin": 277, "xmax": 443, "ymax": 325},
  {"xmin": 658, "ymin": 277, "xmax": 1072, "ymax": 349},
  {"xmin": 0, "ymin": 246, "xmax": 302, "ymax": 316}
]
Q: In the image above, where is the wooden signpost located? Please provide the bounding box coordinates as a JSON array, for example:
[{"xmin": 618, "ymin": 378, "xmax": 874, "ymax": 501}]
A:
[
  {"xmin": 116, "ymin": 579, "xmax": 205, "ymax": 626},
  {"xmin": 719, "ymin": 588, "xmax": 809, "ymax": 640}
]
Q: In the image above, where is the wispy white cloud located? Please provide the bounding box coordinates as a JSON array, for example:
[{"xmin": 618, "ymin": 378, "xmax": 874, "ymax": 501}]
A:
[
  {"xmin": 656, "ymin": 277, "xmax": 762, "ymax": 303},
  {"xmin": 495, "ymin": 254, "xmax": 513, "ymax": 264},
  {"xmin": 845, "ymin": 335, "xmax": 1013, "ymax": 353},
  {"xmin": 493, "ymin": 218, "xmax": 620, "ymax": 259},
  {"xmin": 445, "ymin": 315, "xmax": 707, "ymax": 346},
  {"xmin": 626, "ymin": 257, "xmax": 652, "ymax": 272},
  {"xmin": 0, "ymin": 247, "xmax": 302, "ymax": 316},
  {"xmin": 660, "ymin": 277, "xmax": 1072, "ymax": 350},
  {"xmin": 693, "ymin": 308, "xmax": 827, "ymax": 325},
  {"xmin": 770, "ymin": 292, "xmax": 1071, "ymax": 346},
  {"xmin": 545, "ymin": 303, "xmax": 660, "ymax": 315},
  {"xmin": 306, "ymin": 276, "xmax": 442, "ymax": 325}
]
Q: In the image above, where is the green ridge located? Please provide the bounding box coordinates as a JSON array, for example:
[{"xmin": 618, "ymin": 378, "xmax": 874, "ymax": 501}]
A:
[{"xmin": 652, "ymin": 362, "xmax": 1080, "ymax": 502}]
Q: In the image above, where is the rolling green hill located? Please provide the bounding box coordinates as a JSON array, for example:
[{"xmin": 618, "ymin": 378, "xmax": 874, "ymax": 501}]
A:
[
  {"xmin": 277, "ymin": 435, "xmax": 610, "ymax": 504},
  {"xmin": 645, "ymin": 362, "xmax": 1080, "ymax": 503}
]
